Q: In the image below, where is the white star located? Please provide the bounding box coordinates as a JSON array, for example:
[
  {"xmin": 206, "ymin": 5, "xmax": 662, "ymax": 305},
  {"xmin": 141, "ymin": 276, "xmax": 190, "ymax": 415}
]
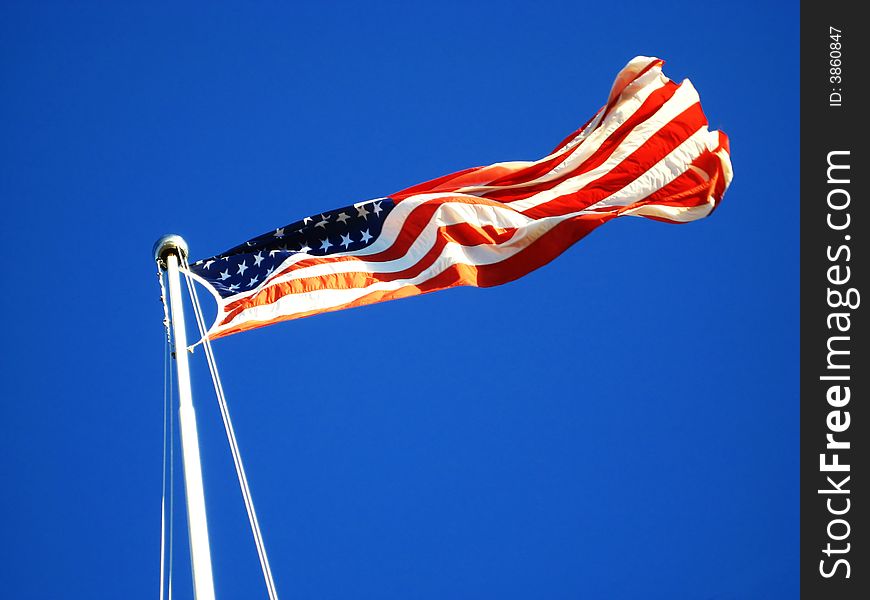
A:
[
  {"xmin": 299, "ymin": 242, "xmax": 312, "ymax": 253},
  {"xmin": 315, "ymin": 214, "xmax": 331, "ymax": 228},
  {"xmin": 320, "ymin": 238, "xmax": 333, "ymax": 252},
  {"xmin": 247, "ymin": 275, "xmax": 259, "ymax": 288},
  {"xmin": 237, "ymin": 261, "xmax": 249, "ymax": 276},
  {"xmin": 303, "ymin": 216, "xmax": 313, "ymax": 225},
  {"xmin": 336, "ymin": 212, "xmax": 350, "ymax": 225},
  {"xmin": 218, "ymin": 269, "xmax": 231, "ymax": 281},
  {"xmin": 269, "ymin": 249, "xmax": 281, "ymax": 257},
  {"xmin": 227, "ymin": 283, "xmax": 240, "ymax": 292},
  {"xmin": 246, "ymin": 241, "xmax": 255, "ymax": 246},
  {"xmin": 265, "ymin": 266, "xmax": 274, "ymax": 277},
  {"xmin": 340, "ymin": 233, "xmax": 353, "ymax": 249},
  {"xmin": 203, "ymin": 259, "xmax": 215, "ymax": 270},
  {"xmin": 253, "ymin": 251, "xmax": 264, "ymax": 267},
  {"xmin": 356, "ymin": 204, "xmax": 369, "ymax": 219},
  {"xmin": 359, "ymin": 229, "xmax": 373, "ymax": 243},
  {"xmin": 221, "ymin": 256, "xmax": 230, "ymax": 261},
  {"xmin": 274, "ymin": 228, "xmax": 285, "ymax": 238},
  {"xmin": 372, "ymin": 201, "xmax": 383, "ymax": 217}
]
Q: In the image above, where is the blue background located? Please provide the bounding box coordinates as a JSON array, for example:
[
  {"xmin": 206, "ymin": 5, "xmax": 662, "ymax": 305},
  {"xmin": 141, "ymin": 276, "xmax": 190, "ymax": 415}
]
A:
[{"xmin": 0, "ymin": 1, "xmax": 798, "ymax": 598}]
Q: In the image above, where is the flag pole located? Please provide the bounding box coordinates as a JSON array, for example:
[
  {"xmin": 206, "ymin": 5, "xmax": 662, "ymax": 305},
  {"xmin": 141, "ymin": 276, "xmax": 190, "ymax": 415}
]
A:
[{"xmin": 155, "ymin": 234, "xmax": 217, "ymax": 600}]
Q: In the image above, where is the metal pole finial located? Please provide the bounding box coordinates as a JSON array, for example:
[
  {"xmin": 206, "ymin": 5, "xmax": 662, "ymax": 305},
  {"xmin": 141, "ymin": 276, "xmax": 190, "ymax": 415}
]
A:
[{"xmin": 153, "ymin": 234, "xmax": 190, "ymax": 264}]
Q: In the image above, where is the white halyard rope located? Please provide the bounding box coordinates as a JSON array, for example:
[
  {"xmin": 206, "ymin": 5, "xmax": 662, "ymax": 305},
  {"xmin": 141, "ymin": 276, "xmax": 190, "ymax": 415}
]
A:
[{"xmin": 159, "ymin": 320, "xmax": 168, "ymax": 600}]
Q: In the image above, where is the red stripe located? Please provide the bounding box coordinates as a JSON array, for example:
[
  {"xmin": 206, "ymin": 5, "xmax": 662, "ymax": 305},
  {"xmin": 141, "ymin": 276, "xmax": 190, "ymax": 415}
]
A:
[{"xmin": 391, "ymin": 166, "xmax": 487, "ymax": 200}]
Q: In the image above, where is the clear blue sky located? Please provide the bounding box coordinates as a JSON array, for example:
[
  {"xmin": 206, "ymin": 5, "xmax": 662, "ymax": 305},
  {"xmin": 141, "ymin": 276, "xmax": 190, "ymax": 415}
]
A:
[{"xmin": 0, "ymin": 2, "xmax": 798, "ymax": 598}]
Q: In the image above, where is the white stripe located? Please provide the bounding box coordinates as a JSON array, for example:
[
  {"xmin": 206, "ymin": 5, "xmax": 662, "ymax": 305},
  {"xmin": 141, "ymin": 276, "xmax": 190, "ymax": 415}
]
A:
[
  {"xmin": 622, "ymin": 201, "xmax": 714, "ymax": 222},
  {"xmin": 717, "ymin": 146, "xmax": 734, "ymax": 188}
]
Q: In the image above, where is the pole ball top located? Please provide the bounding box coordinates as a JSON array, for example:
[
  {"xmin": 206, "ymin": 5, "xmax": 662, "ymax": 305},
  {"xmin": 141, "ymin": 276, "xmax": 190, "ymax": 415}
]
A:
[{"xmin": 153, "ymin": 234, "xmax": 190, "ymax": 263}]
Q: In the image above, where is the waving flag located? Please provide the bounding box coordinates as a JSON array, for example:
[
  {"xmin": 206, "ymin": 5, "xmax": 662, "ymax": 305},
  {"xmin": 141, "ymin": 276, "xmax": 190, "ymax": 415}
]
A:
[{"xmin": 189, "ymin": 56, "xmax": 732, "ymax": 339}]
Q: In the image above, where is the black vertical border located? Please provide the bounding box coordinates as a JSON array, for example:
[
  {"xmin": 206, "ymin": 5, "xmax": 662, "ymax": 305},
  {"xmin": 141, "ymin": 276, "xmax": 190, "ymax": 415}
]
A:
[{"xmin": 801, "ymin": 3, "xmax": 868, "ymax": 598}]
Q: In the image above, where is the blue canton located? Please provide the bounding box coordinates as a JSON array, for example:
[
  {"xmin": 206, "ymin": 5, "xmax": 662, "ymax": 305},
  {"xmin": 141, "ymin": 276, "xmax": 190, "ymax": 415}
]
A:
[{"xmin": 191, "ymin": 198, "xmax": 395, "ymax": 298}]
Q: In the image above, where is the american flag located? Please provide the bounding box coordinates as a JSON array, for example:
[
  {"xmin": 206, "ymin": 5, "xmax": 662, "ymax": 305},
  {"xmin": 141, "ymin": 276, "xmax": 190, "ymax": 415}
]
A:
[{"xmin": 190, "ymin": 56, "xmax": 732, "ymax": 339}]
